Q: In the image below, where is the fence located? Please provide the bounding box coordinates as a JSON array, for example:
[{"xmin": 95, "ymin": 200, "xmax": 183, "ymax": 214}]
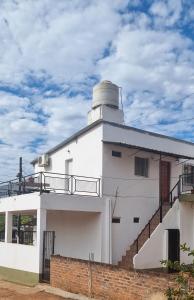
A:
[
  {"xmin": 0, "ymin": 172, "xmax": 100, "ymax": 198},
  {"xmin": 180, "ymin": 173, "xmax": 194, "ymax": 193},
  {"xmin": 12, "ymin": 230, "xmax": 36, "ymax": 246}
]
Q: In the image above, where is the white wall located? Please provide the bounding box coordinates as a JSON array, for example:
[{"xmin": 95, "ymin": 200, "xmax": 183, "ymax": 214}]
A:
[
  {"xmin": 102, "ymin": 143, "xmax": 182, "ymax": 264},
  {"xmin": 0, "ymin": 243, "xmax": 39, "ymax": 273},
  {"xmin": 0, "ymin": 193, "xmax": 40, "ymax": 212},
  {"xmin": 180, "ymin": 202, "xmax": 194, "ymax": 264},
  {"xmin": 35, "ymin": 124, "xmax": 103, "ymax": 179},
  {"xmin": 46, "ymin": 210, "xmax": 102, "ymax": 262},
  {"xmin": 133, "ymin": 200, "xmax": 180, "ymax": 269}
]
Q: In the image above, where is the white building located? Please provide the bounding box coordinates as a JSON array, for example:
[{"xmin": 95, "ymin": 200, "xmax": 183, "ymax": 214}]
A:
[{"xmin": 0, "ymin": 80, "xmax": 194, "ymax": 284}]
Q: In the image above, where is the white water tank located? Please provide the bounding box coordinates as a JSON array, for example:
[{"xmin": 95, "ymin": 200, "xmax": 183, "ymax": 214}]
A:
[{"xmin": 92, "ymin": 80, "xmax": 119, "ymax": 109}]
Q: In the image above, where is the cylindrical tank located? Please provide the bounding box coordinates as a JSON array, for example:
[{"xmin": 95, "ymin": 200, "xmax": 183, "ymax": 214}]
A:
[{"xmin": 92, "ymin": 80, "xmax": 119, "ymax": 109}]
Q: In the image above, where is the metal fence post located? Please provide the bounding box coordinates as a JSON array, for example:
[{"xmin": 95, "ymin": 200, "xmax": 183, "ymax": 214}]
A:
[
  {"xmin": 71, "ymin": 175, "xmax": 73, "ymax": 195},
  {"xmin": 160, "ymin": 204, "xmax": 162, "ymax": 222},
  {"xmin": 40, "ymin": 172, "xmax": 43, "ymax": 194},
  {"xmin": 178, "ymin": 175, "xmax": 181, "ymax": 195},
  {"xmin": 98, "ymin": 178, "xmax": 101, "ymax": 197}
]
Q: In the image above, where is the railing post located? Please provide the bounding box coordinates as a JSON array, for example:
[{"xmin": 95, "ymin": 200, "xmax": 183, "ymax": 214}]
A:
[
  {"xmin": 148, "ymin": 222, "xmax": 151, "ymax": 238},
  {"xmin": 160, "ymin": 204, "xmax": 162, "ymax": 222},
  {"xmin": 8, "ymin": 181, "xmax": 11, "ymax": 197},
  {"xmin": 98, "ymin": 178, "xmax": 101, "ymax": 197},
  {"xmin": 170, "ymin": 192, "xmax": 172, "ymax": 208},
  {"xmin": 178, "ymin": 175, "xmax": 181, "ymax": 195},
  {"xmin": 136, "ymin": 239, "xmax": 138, "ymax": 253},
  {"xmin": 42, "ymin": 173, "xmax": 45, "ymax": 191},
  {"xmin": 40, "ymin": 172, "xmax": 43, "ymax": 194},
  {"xmin": 71, "ymin": 175, "xmax": 73, "ymax": 195},
  {"xmin": 23, "ymin": 177, "xmax": 26, "ymax": 194}
]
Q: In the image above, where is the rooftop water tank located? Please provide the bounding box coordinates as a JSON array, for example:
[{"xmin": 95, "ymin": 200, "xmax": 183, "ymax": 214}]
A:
[{"xmin": 92, "ymin": 80, "xmax": 119, "ymax": 109}]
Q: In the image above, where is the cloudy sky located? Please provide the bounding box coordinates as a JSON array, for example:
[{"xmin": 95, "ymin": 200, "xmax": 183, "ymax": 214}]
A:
[{"xmin": 0, "ymin": 0, "xmax": 194, "ymax": 181}]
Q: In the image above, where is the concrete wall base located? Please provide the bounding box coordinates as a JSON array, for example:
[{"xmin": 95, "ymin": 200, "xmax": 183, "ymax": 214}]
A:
[{"xmin": 0, "ymin": 266, "xmax": 39, "ymax": 286}]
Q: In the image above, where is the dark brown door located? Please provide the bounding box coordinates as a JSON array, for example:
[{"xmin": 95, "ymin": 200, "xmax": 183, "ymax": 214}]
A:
[{"xmin": 160, "ymin": 161, "xmax": 171, "ymax": 202}]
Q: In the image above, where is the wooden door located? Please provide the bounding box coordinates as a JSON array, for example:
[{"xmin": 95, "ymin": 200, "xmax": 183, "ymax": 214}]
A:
[{"xmin": 160, "ymin": 161, "xmax": 171, "ymax": 203}]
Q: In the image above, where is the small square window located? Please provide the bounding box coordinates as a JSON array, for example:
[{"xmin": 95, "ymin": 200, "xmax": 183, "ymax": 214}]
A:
[
  {"xmin": 135, "ymin": 157, "xmax": 148, "ymax": 177},
  {"xmin": 133, "ymin": 217, "xmax": 139, "ymax": 223},
  {"xmin": 112, "ymin": 217, "xmax": 120, "ymax": 223},
  {"xmin": 112, "ymin": 151, "xmax": 122, "ymax": 158}
]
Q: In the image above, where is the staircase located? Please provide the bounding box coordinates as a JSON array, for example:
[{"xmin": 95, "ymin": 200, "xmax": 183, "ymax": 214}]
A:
[{"xmin": 118, "ymin": 179, "xmax": 181, "ymax": 270}]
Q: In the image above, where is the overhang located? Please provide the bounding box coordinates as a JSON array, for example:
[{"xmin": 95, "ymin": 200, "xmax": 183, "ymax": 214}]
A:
[{"xmin": 103, "ymin": 141, "xmax": 194, "ymax": 160}]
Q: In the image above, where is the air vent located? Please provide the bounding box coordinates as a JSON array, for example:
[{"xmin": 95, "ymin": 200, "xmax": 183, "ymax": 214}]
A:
[{"xmin": 112, "ymin": 151, "xmax": 122, "ymax": 158}]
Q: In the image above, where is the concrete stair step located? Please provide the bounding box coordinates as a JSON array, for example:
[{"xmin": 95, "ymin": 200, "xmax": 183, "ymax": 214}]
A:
[{"xmin": 118, "ymin": 203, "xmax": 173, "ymax": 270}]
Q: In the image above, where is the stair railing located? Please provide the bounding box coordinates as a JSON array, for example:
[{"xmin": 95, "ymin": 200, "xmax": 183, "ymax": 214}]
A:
[{"xmin": 134, "ymin": 177, "xmax": 181, "ymax": 253}]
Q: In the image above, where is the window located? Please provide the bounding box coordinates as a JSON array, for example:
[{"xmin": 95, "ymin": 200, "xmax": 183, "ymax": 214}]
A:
[
  {"xmin": 183, "ymin": 164, "xmax": 194, "ymax": 185},
  {"xmin": 112, "ymin": 151, "xmax": 122, "ymax": 158},
  {"xmin": 112, "ymin": 217, "xmax": 120, "ymax": 223},
  {"xmin": 135, "ymin": 157, "xmax": 149, "ymax": 177},
  {"xmin": 133, "ymin": 217, "xmax": 140, "ymax": 223}
]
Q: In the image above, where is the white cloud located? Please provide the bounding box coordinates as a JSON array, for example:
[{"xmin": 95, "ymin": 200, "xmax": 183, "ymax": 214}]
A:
[
  {"xmin": 0, "ymin": 0, "xmax": 122, "ymax": 86},
  {"xmin": 150, "ymin": 0, "xmax": 183, "ymax": 27},
  {"xmin": 0, "ymin": 0, "xmax": 194, "ymax": 180}
]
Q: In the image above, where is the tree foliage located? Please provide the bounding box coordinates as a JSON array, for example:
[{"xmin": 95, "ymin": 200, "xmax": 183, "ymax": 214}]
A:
[{"xmin": 161, "ymin": 244, "xmax": 194, "ymax": 299}]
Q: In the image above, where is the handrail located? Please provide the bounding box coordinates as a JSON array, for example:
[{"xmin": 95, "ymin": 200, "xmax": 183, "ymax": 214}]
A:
[
  {"xmin": 42, "ymin": 171, "xmax": 100, "ymax": 180},
  {"xmin": 0, "ymin": 172, "xmax": 101, "ymax": 198},
  {"xmin": 134, "ymin": 177, "xmax": 181, "ymax": 253}
]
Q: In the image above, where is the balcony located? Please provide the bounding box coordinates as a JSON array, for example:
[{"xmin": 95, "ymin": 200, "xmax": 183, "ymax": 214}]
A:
[
  {"xmin": 0, "ymin": 172, "xmax": 101, "ymax": 198},
  {"xmin": 179, "ymin": 173, "xmax": 194, "ymax": 202}
]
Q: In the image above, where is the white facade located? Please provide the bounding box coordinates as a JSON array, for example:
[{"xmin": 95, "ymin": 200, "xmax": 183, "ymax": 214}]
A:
[{"xmin": 1, "ymin": 80, "xmax": 194, "ymax": 283}]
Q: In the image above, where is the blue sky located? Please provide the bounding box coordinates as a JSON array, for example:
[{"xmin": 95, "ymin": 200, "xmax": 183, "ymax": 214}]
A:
[{"xmin": 0, "ymin": 0, "xmax": 194, "ymax": 180}]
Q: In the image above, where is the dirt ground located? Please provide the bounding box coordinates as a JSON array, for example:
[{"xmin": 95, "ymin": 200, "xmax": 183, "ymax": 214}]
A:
[{"xmin": 0, "ymin": 281, "xmax": 72, "ymax": 300}]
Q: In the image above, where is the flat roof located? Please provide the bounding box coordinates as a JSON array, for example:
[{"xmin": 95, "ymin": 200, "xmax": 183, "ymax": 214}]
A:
[{"xmin": 31, "ymin": 120, "xmax": 194, "ymax": 164}]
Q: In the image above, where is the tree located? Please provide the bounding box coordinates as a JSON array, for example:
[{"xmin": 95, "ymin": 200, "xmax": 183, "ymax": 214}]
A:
[{"xmin": 161, "ymin": 244, "xmax": 194, "ymax": 299}]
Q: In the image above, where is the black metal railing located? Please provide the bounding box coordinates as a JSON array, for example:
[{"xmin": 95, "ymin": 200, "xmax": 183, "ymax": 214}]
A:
[
  {"xmin": 0, "ymin": 172, "xmax": 101, "ymax": 198},
  {"xmin": 12, "ymin": 230, "xmax": 36, "ymax": 245},
  {"xmin": 134, "ymin": 173, "xmax": 194, "ymax": 253},
  {"xmin": 180, "ymin": 173, "xmax": 194, "ymax": 194}
]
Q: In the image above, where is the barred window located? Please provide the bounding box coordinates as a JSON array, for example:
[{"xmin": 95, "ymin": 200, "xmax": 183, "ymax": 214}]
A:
[
  {"xmin": 135, "ymin": 157, "xmax": 149, "ymax": 177},
  {"xmin": 183, "ymin": 164, "xmax": 194, "ymax": 185}
]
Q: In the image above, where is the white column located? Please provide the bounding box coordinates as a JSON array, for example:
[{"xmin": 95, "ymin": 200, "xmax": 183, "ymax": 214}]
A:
[
  {"xmin": 36, "ymin": 208, "xmax": 47, "ymax": 274},
  {"xmin": 5, "ymin": 211, "xmax": 12, "ymax": 243},
  {"xmin": 102, "ymin": 197, "xmax": 112, "ymax": 264}
]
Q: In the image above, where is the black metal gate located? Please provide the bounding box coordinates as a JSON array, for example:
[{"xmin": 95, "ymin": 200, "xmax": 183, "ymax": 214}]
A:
[{"xmin": 42, "ymin": 231, "xmax": 55, "ymax": 282}]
